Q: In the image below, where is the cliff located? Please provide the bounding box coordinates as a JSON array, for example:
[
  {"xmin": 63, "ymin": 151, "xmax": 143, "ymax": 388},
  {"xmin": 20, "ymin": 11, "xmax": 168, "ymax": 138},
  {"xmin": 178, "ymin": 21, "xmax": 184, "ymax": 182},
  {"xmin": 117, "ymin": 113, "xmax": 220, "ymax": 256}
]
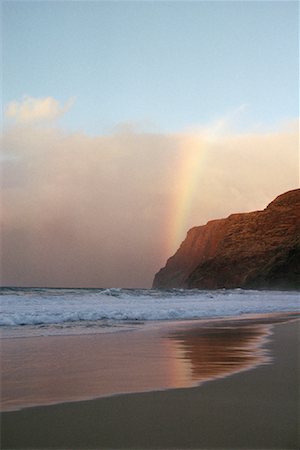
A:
[{"xmin": 153, "ymin": 189, "xmax": 300, "ymax": 290}]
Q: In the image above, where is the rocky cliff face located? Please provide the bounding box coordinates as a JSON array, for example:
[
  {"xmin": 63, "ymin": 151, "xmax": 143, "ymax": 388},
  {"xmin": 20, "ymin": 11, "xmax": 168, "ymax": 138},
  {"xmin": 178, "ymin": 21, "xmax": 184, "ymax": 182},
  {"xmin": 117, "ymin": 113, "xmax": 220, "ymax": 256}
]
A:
[{"xmin": 153, "ymin": 189, "xmax": 300, "ymax": 290}]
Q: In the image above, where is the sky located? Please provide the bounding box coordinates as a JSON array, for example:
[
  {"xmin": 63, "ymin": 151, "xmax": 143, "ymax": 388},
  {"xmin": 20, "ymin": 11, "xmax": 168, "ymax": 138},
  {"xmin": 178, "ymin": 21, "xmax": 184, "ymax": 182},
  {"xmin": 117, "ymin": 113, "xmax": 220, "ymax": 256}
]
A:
[{"xmin": 1, "ymin": 1, "xmax": 299, "ymax": 288}]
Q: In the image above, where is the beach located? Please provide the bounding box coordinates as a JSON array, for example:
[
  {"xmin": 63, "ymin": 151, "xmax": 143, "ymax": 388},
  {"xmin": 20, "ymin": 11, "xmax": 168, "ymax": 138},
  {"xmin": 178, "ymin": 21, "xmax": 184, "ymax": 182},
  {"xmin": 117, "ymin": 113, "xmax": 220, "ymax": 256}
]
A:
[
  {"xmin": 3, "ymin": 1, "xmax": 299, "ymax": 449},
  {"xmin": 1, "ymin": 312, "xmax": 299, "ymax": 449}
]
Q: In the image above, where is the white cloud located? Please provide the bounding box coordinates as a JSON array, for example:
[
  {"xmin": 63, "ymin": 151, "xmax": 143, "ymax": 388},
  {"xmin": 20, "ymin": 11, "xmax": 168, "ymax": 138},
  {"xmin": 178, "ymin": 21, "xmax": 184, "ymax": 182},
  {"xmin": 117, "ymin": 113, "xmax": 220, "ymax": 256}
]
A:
[{"xmin": 5, "ymin": 95, "xmax": 75, "ymax": 124}]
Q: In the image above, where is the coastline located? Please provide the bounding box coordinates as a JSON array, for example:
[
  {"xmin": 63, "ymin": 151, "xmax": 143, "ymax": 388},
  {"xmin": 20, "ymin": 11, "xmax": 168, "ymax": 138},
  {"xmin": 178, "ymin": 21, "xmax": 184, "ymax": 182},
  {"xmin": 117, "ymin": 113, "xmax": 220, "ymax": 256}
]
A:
[
  {"xmin": 1, "ymin": 312, "xmax": 298, "ymax": 412},
  {"xmin": 1, "ymin": 313, "xmax": 300, "ymax": 449}
]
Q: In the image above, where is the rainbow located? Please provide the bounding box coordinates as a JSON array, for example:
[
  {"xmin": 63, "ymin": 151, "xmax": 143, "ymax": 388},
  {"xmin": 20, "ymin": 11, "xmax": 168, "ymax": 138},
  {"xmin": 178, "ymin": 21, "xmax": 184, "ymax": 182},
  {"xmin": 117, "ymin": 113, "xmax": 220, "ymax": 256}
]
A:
[{"xmin": 166, "ymin": 134, "xmax": 205, "ymax": 257}]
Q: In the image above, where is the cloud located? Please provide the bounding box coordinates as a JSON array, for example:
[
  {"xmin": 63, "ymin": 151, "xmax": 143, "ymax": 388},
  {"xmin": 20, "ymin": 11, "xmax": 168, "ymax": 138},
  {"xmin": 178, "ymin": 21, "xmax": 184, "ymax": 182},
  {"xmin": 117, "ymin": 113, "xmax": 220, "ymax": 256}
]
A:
[
  {"xmin": 5, "ymin": 96, "xmax": 75, "ymax": 124},
  {"xmin": 1, "ymin": 119, "xmax": 298, "ymax": 288}
]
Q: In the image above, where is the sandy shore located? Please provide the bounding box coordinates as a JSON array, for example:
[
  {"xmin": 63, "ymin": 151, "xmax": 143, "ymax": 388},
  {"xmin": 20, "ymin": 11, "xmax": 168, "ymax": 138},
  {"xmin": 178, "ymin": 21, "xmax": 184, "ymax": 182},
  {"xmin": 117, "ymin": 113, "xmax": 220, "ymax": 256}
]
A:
[{"xmin": 1, "ymin": 313, "xmax": 299, "ymax": 449}]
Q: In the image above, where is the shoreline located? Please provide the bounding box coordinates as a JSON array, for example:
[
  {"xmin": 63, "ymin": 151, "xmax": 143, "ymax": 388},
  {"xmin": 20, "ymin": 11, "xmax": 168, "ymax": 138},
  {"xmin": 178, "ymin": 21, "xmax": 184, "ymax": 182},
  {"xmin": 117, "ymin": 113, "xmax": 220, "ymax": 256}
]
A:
[
  {"xmin": 1, "ymin": 309, "xmax": 299, "ymax": 340},
  {"xmin": 1, "ymin": 311, "xmax": 299, "ymax": 413},
  {"xmin": 1, "ymin": 313, "xmax": 300, "ymax": 449}
]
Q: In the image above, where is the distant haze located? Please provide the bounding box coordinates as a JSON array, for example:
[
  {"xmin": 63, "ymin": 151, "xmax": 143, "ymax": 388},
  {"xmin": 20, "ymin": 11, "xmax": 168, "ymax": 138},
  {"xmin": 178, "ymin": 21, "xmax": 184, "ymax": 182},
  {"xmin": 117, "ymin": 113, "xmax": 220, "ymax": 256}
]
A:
[
  {"xmin": 2, "ymin": 118, "xmax": 298, "ymax": 288},
  {"xmin": 2, "ymin": 1, "xmax": 299, "ymax": 288}
]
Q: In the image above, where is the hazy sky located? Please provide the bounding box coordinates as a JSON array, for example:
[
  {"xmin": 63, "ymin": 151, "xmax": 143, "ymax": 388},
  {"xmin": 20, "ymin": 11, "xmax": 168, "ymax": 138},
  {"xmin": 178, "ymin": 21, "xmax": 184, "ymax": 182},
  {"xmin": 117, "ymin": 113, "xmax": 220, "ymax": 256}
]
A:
[{"xmin": 2, "ymin": 1, "xmax": 299, "ymax": 288}]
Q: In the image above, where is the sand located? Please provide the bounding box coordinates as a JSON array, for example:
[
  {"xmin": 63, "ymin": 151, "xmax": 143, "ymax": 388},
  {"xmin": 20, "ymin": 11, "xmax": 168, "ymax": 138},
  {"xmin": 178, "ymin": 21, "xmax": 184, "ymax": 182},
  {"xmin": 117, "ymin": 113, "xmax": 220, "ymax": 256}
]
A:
[{"xmin": 1, "ymin": 313, "xmax": 299, "ymax": 449}]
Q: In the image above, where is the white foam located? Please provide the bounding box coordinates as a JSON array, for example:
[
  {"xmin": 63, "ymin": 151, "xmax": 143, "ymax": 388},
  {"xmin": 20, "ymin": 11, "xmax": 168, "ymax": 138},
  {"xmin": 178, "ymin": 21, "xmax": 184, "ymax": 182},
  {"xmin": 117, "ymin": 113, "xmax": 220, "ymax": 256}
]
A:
[{"xmin": 1, "ymin": 288, "xmax": 299, "ymax": 331}]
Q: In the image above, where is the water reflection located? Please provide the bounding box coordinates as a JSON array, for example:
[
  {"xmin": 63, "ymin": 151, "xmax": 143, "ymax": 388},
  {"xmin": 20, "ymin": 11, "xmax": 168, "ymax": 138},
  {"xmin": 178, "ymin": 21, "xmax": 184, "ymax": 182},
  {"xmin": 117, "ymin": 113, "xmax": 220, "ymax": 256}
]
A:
[
  {"xmin": 167, "ymin": 323, "xmax": 272, "ymax": 383},
  {"xmin": 1, "ymin": 318, "xmax": 278, "ymax": 411}
]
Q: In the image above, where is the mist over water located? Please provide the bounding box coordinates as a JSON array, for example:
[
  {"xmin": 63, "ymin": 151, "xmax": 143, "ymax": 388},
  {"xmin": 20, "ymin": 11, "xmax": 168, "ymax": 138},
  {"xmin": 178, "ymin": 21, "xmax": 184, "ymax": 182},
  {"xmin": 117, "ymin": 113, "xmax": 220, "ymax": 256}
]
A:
[{"xmin": 2, "ymin": 123, "xmax": 298, "ymax": 288}]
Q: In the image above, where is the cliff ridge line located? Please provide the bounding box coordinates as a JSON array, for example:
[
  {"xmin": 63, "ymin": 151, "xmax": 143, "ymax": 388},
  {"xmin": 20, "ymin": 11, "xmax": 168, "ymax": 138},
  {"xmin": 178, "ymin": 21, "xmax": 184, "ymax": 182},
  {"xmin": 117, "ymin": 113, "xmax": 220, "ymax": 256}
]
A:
[{"xmin": 152, "ymin": 189, "xmax": 300, "ymax": 290}]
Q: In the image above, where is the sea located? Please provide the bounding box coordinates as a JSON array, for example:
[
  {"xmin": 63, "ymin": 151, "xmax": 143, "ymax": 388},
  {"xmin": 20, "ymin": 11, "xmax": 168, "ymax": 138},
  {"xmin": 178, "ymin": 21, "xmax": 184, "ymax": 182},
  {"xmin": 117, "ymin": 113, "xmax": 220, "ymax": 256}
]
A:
[{"xmin": 1, "ymin": 287, "xmax": 299, "ymax": 339}]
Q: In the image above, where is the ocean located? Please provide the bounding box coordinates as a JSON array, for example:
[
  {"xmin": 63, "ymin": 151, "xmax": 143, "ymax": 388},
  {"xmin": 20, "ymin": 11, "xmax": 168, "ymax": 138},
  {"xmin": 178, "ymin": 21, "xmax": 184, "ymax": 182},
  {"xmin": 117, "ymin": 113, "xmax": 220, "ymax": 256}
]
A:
[{"xmin": 1, "ymin": 287, "xmax": 299, "ymax": 338}]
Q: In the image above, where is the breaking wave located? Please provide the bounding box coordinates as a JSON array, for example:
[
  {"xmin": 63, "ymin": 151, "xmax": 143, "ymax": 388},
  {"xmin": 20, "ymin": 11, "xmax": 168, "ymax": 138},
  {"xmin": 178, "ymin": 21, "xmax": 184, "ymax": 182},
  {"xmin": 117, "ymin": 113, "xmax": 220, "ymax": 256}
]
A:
[{"xmin": 1, "ymin": 287, "xmax": 299, "ymax": 330}]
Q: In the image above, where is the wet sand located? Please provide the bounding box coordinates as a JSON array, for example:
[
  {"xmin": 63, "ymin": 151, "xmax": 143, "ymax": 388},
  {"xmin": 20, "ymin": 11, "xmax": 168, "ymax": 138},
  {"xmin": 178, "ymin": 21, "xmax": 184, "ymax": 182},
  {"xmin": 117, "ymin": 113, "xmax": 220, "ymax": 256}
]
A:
[{"xmin": 1, "ymin": 314, "xmax": 300, "ymax": 449}]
